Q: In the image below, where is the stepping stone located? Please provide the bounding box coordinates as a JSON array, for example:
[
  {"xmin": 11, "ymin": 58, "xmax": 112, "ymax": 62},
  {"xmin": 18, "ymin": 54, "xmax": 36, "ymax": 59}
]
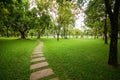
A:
[
  {"xmin": 31, "ymin": 62, "xmax": 49, "ymax": 70},
  {"xmin": 35, "ymin": 48, "xmax": 40, "ymax": 50},
  {"xmin": 31, "ymin": 57, "xmax": 45, "ymax": 62},
  {"xmin": 33, "ymin": 51, "xmax": 42, "ymax": 53},
  {"xmin": 34, "ymin": 49, "xmax": 41, "ymax": 51},
  {"xmin": 50, "ymin": 77, "xmax": 59, "ymax": 80},
  {"xmin": 30, "ymin": 68, "xmax": 54, "ymax": 80},
  {"xmin": 32, "ymin": 54, "xmax": 44, "ymax": 58},
  {"xmin": 32, "ymin": 52, "xmax": 43, "ymax": 55}
]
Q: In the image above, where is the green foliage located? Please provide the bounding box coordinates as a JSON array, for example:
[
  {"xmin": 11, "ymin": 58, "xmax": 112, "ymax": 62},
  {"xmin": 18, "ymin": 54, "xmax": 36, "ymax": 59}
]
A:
[
  {"xmin": 85, "ymin": 0, "xmax": 105, "ymax": 37},
  {"xmin": 56, "ymin": 1, "xmax": 75, "ymax": 39},
  {"xmin": 0, "ymin": 0, "xmax": 33, "ymax": 38}
]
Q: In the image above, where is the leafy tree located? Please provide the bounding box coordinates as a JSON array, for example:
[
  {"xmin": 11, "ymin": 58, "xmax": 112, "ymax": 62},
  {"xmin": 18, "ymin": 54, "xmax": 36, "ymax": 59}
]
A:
[
  {"xmin": 11, "ymin": 1, "xmax": 31, "ymax": 39},
  {"xmin": 85, "ymin": 0, "xmax": 108, "ymax": 40},
  {"xmin": 33, "ymin": 0, "xmax": 53, "ymax": 39},
  {"xmin": 0, "ymin": 0, "xmax": 33, "ymax": 39},
  {"xmin": 56, "ymin": 0, "xmax": 75, "ymax": 40}
]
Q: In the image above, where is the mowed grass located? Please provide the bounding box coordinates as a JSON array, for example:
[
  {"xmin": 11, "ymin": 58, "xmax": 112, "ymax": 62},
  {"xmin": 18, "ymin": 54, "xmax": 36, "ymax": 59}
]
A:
[
  {"xmin": 42, "ymin": 38, "xmax": 120, "ymax": 80},
  {"xmin": 0, "ymin": 39, "xmax": 38, "ymax": 80}
]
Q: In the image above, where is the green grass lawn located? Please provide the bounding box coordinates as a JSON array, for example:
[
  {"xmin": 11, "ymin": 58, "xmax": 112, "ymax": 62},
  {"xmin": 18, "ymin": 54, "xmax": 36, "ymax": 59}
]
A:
[
  {"xmin": 42, "ymin": 38, "xmax": 120, "ymax": 80},
  {"xmin": 0, "ymin": 38, "xmax": 120, "ymax": 80},
  {"xmin": 0, "ymin": 38, "xmax": 38, "ymax": 80}
]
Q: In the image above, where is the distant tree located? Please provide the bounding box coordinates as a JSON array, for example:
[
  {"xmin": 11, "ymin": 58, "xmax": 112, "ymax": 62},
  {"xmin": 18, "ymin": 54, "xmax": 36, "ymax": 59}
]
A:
[
  {"xmin": 56, "ymin": 0, "xmax": 75, "ymax": 40},
  {"xmin": 74, "ymin": 29, "xmax": 81, "ymax": 38}
]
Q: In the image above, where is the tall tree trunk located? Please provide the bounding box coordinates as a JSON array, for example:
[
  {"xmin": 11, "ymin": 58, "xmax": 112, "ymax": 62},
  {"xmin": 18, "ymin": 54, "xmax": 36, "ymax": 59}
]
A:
[
  {"xmin": 108, "ymin": 17, "xmax": 118, "ymax": 66},
  {"xmin": 104, "ymin": 0, "xmax": 120, "ymax": 67},
  {"xmin": 103, "ymin": 11, "xmax": 108, "ymax": 44}
]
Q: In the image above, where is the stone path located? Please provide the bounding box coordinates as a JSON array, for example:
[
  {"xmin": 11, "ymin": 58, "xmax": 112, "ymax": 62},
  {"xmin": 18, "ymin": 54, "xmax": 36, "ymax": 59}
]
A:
[{"xmin": 30, "ymin": 41, "xmax": 59, "ymax": 80}]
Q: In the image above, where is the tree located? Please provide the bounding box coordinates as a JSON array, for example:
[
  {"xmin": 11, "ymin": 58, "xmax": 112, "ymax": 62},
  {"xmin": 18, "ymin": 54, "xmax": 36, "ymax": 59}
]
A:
[
  {"xmin": 37, "ymin": 13, "xmax": 52, "ymax": 39},
  {"xmin": 104, "ymin": 0, "xmax": 120, "ymax": 67},
  {"xmin": 56, "ymin": 0, "xmax": 75, "ymax": 40},
  {"xmin": 0, "ymin": 0, "xmax": 32, "ymax": 39},
  {"xmin": 85, "ymin": 0, "xmax": 108, "ymax": 40}
]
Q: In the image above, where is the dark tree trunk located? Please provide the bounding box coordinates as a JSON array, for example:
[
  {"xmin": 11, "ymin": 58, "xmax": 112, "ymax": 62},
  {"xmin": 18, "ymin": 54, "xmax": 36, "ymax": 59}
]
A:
[
  {"xmin": 6, "ymin": 26, "xmax": 9, "ymax": 37},
  {"xmin": 104, "ymin": 0, "xmax": 120, "ymax": 67},
  {"xmin": 37, "ymin": 31, "xmax": 41, "ymax": 39},
  {"xmin": 57, "ymin": 26, "xmax": 60, "ymax": 41},
  {"xmin": 108, "ymin": 17, "xmax": 118, "ymax": 66},
  {"xmin": 20, "ymin": 31, "xmax": 26, "ymax": 39},
  {"xmin": 103, "ymin": 11, "xmax": 108, "ymax": 44},
  {"xmin": 37, "ymin": 28, "xmax": 45, "ymax": 39},
  {"xmin": 57, "ymin": 33, "xmax": 59, "ymax": 41},
  {"xmin": 53, "ymin": 31, "xmax": 56, "ymax": 38}
]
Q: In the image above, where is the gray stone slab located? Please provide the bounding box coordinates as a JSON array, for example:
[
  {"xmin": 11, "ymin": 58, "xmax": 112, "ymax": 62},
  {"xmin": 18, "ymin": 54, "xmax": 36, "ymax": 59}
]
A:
[
  {"xmin": 31, "ymin": 62, "xmax": 49, "ymax": 70},
  {"xmin": 30, "ymin": 68, "xmax": 54, "ymax": 80}
]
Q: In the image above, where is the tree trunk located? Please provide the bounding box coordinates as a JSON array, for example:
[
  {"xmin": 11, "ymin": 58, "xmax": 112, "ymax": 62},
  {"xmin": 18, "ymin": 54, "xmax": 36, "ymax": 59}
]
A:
[
  {"xmin": 103, "ymin": 11, "xmax": 108, "ymax": 44},
  {"xmin": 63, "ymin": 27, "xmax": 66, "ymax": 39},
  {"xmin": 6, "ymin": 26, "xmax": 9, "ymax": 37},
  {"xmin": 57, "ymin": 26, "xmax": 60, "ymax": 41},
  {"xmin": 104, "ymin": 0, "xmax": 120, "ymax": 67},
  {"xmin": 108, "ymin": 18, "xmax": 118, "ymax": 66},
  {"xmin": 37, "ymin": 31, "xmax": 41, "ymax": 39},
  {"xmin": 20, "ymin": 31, "xmax": 26, "ymax": 39},
  {"xmin": 57, "ymin": 33, "xmax": 59, "ymax": 41}
]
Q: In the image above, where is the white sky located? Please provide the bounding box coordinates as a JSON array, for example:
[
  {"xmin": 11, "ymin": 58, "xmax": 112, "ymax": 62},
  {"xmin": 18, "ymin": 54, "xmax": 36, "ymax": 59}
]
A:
[
  {"xmin": 75, "ymin": 0, "xmax": 89, "ymax": 31},
  {"xmin": 75, "ymin": 11, "xmax": 85, "ymax": 30}
]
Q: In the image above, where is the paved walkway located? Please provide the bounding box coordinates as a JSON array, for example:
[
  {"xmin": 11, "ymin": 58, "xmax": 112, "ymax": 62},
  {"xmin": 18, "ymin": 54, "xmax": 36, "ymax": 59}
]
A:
[{"xmin": 30, "ymin": 41, "xmax": 59, "ymax": 80}]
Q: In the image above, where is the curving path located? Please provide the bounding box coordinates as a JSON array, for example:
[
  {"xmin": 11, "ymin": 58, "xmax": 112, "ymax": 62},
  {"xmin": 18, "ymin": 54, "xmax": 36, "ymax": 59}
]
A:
[{"xmin": 30, "ymin": 41, "xmax": 59, "ymax": 80}]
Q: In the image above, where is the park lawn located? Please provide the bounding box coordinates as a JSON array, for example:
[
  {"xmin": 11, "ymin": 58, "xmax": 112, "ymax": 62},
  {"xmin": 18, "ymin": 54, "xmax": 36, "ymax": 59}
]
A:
[
  {"xmin": 42, "ymin": 38, "xmax": 120, "ymax": 80},
  {"xmin": 0, "ymin": 38, "xmax": 38, "ymax": 80}
]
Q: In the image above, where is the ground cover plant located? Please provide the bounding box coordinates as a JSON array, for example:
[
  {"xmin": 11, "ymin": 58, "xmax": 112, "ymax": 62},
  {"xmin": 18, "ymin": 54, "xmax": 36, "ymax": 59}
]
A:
[
  {"xmin": 0, "ymin": 38, "xmax": 38, "ymax": 80},
  {"xmin": 42, "ymin": 38, "xmax": 120, "ymax": 80}
]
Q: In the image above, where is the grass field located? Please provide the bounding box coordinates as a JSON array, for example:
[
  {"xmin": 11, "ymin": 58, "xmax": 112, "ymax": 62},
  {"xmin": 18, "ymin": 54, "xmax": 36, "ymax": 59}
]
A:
[
  {"xmin": 0, "ymin": 38, "xmax": 120, "ymax": 80},
  {"xmin": 0, "ymin": 39, "xmax": 38, "ymax": 80},
  {"xmin": 42, "ymin": 38, "xmax": 120, "ymax": 80}
]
